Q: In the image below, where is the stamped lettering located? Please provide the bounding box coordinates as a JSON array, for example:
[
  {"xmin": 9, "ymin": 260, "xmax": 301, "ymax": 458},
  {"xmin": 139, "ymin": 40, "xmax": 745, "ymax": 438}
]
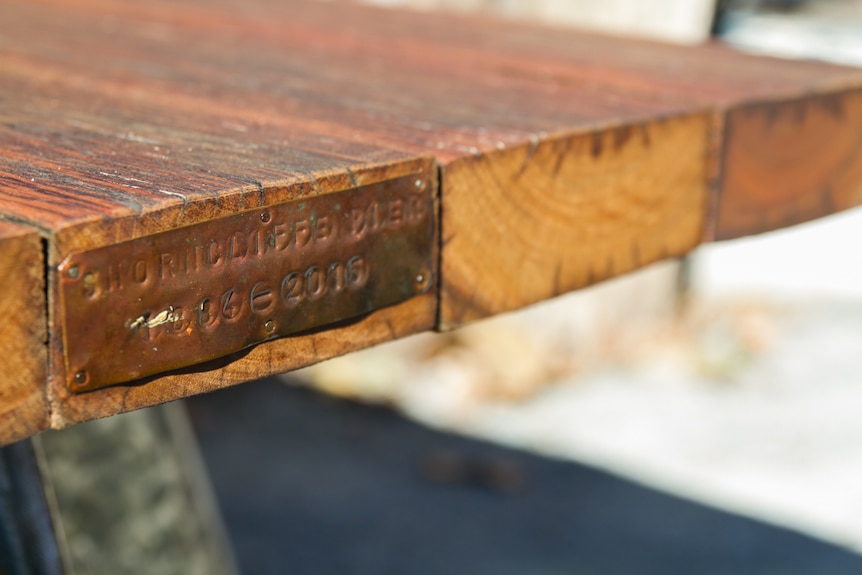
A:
[{"xmin": 59, "ymin": 174, "xmax": 434, "ymax": 391}]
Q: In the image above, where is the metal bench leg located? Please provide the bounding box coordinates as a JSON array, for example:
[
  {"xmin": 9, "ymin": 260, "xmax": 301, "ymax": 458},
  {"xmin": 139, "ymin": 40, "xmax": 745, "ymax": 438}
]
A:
[{"xmin": 2, "ymin": 403, "xmax": 237, "ymax": 575}]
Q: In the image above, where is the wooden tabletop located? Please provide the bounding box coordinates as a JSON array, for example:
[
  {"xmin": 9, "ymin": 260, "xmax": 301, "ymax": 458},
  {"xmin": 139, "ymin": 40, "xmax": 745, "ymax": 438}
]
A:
[{"xmin": 2, "ymin": 0, "xmax": 862, "ymax": 444}]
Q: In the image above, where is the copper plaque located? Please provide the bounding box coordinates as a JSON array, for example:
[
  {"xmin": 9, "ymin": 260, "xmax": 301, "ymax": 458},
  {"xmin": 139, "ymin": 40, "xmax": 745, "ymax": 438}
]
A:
[{"xmin": 59, "ymin": 174, "xmax": 434, "ymax": 392}]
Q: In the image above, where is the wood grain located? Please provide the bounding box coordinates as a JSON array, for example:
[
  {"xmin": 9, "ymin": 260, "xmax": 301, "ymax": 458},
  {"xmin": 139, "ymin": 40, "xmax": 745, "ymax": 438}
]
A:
[
  {"xmin": 0, "ymin": 0, "xmax": 441, "ymax": 429},
  {"xmin": 2, "ymin": 0, "xmax": 862, "ymax": 432},
  {"xmin": 0, "ymin": 222, "xmax": 47, "ymax": 444},
  {"xmin": 717, "ymin": 89, "xmax": 862, "ymax": 239},
  {"xmin": 440, "ymin": 115, "xmax": 710, "ymax": 327}
]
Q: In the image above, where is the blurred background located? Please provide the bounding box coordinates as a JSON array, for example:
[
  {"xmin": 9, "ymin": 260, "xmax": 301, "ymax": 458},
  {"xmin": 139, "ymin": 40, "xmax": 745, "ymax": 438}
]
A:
[
  {"xmin": 295, "ymin": 0, "xmax": 862, "ymax": 558},
  {"xmin": 14, "ymin": 0, "xmax": 862, "ymax": 574}
]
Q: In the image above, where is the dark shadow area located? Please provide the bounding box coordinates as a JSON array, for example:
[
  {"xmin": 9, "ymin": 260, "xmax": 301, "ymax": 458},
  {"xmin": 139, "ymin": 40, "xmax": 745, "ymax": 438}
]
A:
[
  {"xmin": 187, "ymin": 378, "xmax": 862, "ymax": 575},
  {"xmin": 0, "ymin": 441, "xmax": 65, "ymax": 575}
]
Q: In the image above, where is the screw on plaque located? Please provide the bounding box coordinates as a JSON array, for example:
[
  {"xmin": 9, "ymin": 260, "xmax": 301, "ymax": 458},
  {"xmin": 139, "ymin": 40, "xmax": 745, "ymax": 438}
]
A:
[
  {"xmin": 414, "ymin": 268, "xmax": 433, "ymax": 294},
  {"xmin": 72, "ymin": 370, "xmax": 88, "ymax": 388}
]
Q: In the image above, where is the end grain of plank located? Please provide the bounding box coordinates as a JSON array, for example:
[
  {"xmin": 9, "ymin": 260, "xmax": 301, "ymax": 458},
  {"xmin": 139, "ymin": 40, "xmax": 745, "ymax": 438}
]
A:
[
  {"xmin": 439, "ymin": 115, "xmax": 710, "ymax": 328},
  {"xmin": 0, "ymin": 222, "xmax": 47, "ymax": 444},
  {"xmin": 717, "ymin": 89, "xmax": 862, "ymax": 239}
]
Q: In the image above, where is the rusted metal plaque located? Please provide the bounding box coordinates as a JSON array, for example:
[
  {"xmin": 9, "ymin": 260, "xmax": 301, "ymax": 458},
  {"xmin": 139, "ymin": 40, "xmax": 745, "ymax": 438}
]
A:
[{"xmin": 58, "ymin": 174, "xmax": 434, "ymax": 392}]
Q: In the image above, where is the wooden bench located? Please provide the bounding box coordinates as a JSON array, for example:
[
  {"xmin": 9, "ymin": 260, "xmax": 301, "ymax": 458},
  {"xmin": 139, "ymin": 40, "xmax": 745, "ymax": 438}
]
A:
[{"xmin": 3, "ymin": 0, "xmax": 862, "ymax": 445}]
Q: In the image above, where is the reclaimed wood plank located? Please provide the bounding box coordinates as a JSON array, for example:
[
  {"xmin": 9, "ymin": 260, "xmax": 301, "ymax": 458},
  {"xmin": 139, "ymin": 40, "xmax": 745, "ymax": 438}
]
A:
[
  {"xmin": 193, "ymin": 0, "xmax": 861, "ymax": 323},
  {"xmin": 0, "ymin": 0, "xmax": 440, "ymax": 429},
  {"xmin": 439, "ymin": 116, "xmax": 709, "ymax": 327},
  {"xmin": 2, "ymin": 0, "xmax": 862, "ymax": 433},
  {"xmin": 0, "ymin": 222, "xmax": 47, "ymax": 444}
]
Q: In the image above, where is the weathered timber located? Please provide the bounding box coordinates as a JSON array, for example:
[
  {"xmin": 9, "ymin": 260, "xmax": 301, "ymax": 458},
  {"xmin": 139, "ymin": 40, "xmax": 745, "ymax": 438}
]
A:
[
  {"xmin": 0, "ymin": 0, "xmax": 440, "ymax": 427},
  {"xmin": 1, "ymin": 0, "xmax": 862, "ymax": 433},
  {"xmin": 718, "ymin": 90, "xmax": 862, "ymax": 239},
  {"xmin": 0, "ymin": 222, "xmax": 47, "ymax": 445},
  {"xmin": 440, "ymin": 116, "xmax": 709, "ymax": 327}
]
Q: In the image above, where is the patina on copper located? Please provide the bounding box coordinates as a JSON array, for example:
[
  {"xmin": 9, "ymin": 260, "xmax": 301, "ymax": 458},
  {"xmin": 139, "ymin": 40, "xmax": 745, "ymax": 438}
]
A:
[{"xmin": 59, "ymin": 174, "xmax": 435, "ymax": 392}]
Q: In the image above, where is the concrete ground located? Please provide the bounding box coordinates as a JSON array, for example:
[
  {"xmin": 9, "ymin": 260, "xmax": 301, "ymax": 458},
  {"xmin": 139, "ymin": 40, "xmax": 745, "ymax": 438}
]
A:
[{"xmin": 187, "ymin": 380, "xmax": 862, "ymax": 574}]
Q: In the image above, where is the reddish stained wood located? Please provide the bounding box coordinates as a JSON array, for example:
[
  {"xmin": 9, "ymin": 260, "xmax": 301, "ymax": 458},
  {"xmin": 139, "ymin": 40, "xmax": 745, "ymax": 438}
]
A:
[
  {"xmin": 1, "ymin": 0, "xmax": 862, "ymax": 434},
  {"xmin": 0, "ymin": 0, "xmax": 444, "ymax": 431}
]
